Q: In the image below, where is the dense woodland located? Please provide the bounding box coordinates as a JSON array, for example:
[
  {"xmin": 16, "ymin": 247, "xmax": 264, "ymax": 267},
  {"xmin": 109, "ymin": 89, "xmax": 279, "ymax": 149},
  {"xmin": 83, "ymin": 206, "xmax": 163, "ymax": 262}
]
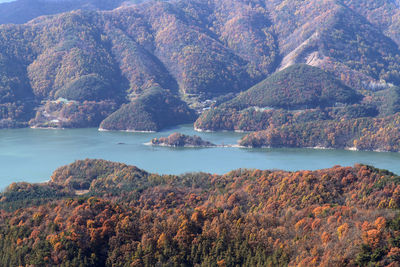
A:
[
  {"xmin": 0, "ymin": 0, "xmax": 132, "ymax": 25},
  {"xmin": 2, "ymin": 1, "xmax": 400, "ymax": 266},
  {"xmin": 239, "ymin": 113, "xmax": 400, "ymax": 151},
  {"xmin": 0, "ymin": 159, "xmax": 399, "ymax": 266},
  {"xmin": 227, "ymin": 64, "xmax": 362, "ymax": 110},
  {"xmin": 1, "ymin": 1, "xmax": 400, "ymax": 265},
  {"xmin": 99, "ymin": 87, "xmax": 196, "ymax": 131},
  {"xmin": 2, "ymin": 0, "xmax": 400, "ymax": 135},
  {"xmin": 194, "ymin": 64, "xmax": 400, "ymax": 151}
]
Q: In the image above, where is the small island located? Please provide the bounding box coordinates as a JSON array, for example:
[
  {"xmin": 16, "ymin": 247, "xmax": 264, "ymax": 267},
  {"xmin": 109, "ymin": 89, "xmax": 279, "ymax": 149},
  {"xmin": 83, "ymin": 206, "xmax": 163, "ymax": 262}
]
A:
[{"xmin": 151, "ymin": 132, "xmax": 216, "ymax": 147}]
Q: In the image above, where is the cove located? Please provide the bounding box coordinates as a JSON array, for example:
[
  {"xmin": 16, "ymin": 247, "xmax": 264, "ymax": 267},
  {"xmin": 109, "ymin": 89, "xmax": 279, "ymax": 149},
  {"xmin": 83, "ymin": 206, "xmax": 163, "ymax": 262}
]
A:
[{"xmin": 1, "ymin": 124, "xmax": 400, "ymax": 189}]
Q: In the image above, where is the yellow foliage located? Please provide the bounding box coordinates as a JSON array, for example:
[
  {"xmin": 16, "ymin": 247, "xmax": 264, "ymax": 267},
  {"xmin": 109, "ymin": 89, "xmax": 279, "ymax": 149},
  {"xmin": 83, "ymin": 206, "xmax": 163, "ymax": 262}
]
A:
[
  {"xmin": 389, "ymin": 198, "xmax": 398, "ymax": 209},
  {"xmin": 337, "ymin": 223, "xmax": 349, "ymax": 240},
  {"xmin": 157, "ymin": 233, "xmax": 168, "ymax": 248}
]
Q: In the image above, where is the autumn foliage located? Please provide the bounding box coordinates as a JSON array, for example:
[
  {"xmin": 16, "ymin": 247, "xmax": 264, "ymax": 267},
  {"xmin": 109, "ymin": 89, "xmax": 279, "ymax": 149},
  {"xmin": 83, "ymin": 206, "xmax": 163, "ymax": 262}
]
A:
[{"xmin": 0, "ymin": 159, "xmax": 399, "ymax": 266}]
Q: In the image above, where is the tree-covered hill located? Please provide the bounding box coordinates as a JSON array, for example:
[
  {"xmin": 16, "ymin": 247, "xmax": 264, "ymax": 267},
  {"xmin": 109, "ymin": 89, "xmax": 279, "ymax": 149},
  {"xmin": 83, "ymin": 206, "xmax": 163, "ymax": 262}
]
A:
[
  {"xmin": 0, "ymin": 0, "xmax": 281, "ymax": 130},
  {"xmin": 0, "ymin": 0, "xmax": 128, "ymax": 25},
  {"xmin": 267, "ymin": 0, "xmax": 400, "ymax": 86},
  {"xmin": 227, "ymin": 64, "xmax": 361, "ymax": 110},
  {"xmin": 0, "ymin": 159, "xmax": 400, "ymax": 266},
  {"xmin": 99, "ymin": 87, "xmax": 196, "ymax": 132},
  {"xmin": 2, "ymin": 0, "xmax": 400, "ymax": 131},
  {"xmin": 239, "ymin": 113, "xmax": 400, "ymax": 151}
]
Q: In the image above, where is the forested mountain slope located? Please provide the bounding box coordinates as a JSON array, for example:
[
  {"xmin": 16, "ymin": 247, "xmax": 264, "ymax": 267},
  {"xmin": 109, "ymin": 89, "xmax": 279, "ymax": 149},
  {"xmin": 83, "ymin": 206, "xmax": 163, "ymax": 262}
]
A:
[
  {"xmin": 0, "ymin": 159, "xmax": 400, "ymax": 266},
  {"xmin": 1, "ymin": 0, "xmax": 400, "ymax": 131},
  {"xmin": 0, "ymin": 0, "xmax": 130, "ymax": 25},
  {"xmin": 227, "ymin": 64, "xmax": 361, "ymax": 110}
]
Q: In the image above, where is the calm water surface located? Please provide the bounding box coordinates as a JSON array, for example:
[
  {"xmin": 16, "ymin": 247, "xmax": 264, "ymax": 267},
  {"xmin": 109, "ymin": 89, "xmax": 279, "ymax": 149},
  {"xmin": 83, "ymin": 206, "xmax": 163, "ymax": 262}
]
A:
[{"xmin": 1, "ymin": 124, "xmax": 400, "ymax": 188}]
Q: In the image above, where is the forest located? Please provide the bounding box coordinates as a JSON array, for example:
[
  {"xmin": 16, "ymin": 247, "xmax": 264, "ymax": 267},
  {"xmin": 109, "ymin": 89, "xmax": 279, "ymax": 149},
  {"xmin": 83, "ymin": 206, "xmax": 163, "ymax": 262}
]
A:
[
  {"xmin": 0, "ymin": 159, "xmax": 400, "ymax": 266},
  {"xmin": 99, "ymin": 87, "xmax": 196, "ymax": 132},
  {"xmin": 193, "ymin": 63, "xmax": 400, "ymax": 152},
  {"xmin": 239, "ymin": 113, "xmax": 400, "ymax": 151},
  {"xmin": 227, "ymin": 64, "xmax": 362, "ymax": 110},
  {"xmin": 2, "ymin": 0, "xmax": 400, "ymax": 136},
  {"xmin": 2, "ymin": 1, "xmax": 400, "ymax": 266}
]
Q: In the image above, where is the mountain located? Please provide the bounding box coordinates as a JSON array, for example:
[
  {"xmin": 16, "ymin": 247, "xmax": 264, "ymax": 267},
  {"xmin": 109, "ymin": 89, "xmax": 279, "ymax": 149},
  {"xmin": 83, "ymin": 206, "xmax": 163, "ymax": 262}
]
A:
[
  {"xmin": 0, "ymin": 0, "xmax": 282, "ymax": 130},
  {"xmin": 2, "ymin": 0, "xmax": 400, "ymax": 132},
  {"xmin": 267, "ymin": 0, "xmax": 400, "ymax": 87},
  {"xmin": 0, "ymin": 0, "xmax": 128, "ymax": 25},
  {"xmin": 227, "ymin": 64, "xmax": 361, "ymax": 110},
  {"xmin": 99, "ymin": 87, "xmax": 196, "ymax": 132},
  {"xmin": 0, "ymin": 159, "xmax": 400, "ymax": 266}
]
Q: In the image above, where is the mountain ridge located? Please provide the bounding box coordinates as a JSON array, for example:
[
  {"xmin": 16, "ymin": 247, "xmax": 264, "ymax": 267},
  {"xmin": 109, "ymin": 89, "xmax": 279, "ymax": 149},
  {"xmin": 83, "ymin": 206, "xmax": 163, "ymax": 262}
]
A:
[
  {"xmin": 1, "ymin": 0, "xmax": 400, "ymax": 134},
  {"xmin": 0, "ymin": 0, "xmax": 141, "ymax": 25}
]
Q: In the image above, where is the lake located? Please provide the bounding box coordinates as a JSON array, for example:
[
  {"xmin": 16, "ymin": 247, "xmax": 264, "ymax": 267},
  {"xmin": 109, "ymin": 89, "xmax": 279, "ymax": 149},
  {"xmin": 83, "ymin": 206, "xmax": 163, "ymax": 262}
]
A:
[{"xmin": 1, "ymin": 124, "xmax": 400, "ymax": 188}]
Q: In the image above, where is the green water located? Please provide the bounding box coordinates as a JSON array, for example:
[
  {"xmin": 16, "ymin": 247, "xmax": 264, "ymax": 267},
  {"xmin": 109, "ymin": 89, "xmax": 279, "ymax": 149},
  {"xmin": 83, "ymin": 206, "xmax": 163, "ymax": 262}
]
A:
[{"xmin": 1, "ymin": 124, "xmax": 400, "ymax": 188}]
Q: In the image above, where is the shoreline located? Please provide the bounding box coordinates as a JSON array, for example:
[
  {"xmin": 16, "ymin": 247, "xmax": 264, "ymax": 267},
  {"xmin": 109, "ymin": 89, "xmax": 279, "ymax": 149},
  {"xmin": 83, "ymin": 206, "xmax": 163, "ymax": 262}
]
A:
[
  {"xmin": 3, "ymin": 125, "xmax": 399, "ymax": 153},
  {"xmin": 30, "ymin": 126, "xmax": 65, "ymax": 130},
  {"xmin": 240, "ymin": 144, "xmax": 398, "ymax": 153},
  {"xmin": 98, "ymin": 127, "xmax": 156, "ymax": 133},
  {"xmin": 144, "ymin": 141, "xmax": 240, "ymax": 148},
  {"xmin": 194, "ymin": 127, "xmax": 214, "ymax": 133},
  {"xmin": 194, "ymin": 127, "xmax": 249, "ymax": 134}
]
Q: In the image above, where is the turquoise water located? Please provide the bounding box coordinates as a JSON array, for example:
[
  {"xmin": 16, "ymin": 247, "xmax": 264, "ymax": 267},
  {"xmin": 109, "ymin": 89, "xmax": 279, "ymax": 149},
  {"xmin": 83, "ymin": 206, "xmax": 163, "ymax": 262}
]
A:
[{"xmin": 1, "ymin": 124, "xmax": 400, "ymax": 188}]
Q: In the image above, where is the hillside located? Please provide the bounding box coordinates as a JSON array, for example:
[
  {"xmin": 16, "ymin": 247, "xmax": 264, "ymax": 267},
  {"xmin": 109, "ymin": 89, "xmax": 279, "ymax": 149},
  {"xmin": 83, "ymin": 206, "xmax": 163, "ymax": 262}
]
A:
[
  {"xmin": 0, "ymin": 0, "xmax": 282, "ymax": 130},
  {"xmin": 194, "ymin": 104, "xmax": 379, "ymax": 132},
  {"xmin": 228, "ymin": 64, "xmax": 361, "ymax": 110},
  {"xmin": 0, "ymin": 0, "xmax": 127, "ymax": 25},
  {"xmin": 267, "ymin": 0, "xmax": 400, "ymax": 88},
  {"xmin": 2, "ymin": 0, "xmax": 400, "ymax": 130},
  {"xmin": 239, "ymin": 113, "xmax": 400, "ymax": 152},
  {"xmin": 99, "ymin": 87, "xmax": 196, "ymax": 132},
  {"xmin": 374, "ymin": 86, "xmax": 400, "ymax": 116},
  {"xmin": 0, "ymin": 159, "xmax": 400, "ymax": 265}
]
